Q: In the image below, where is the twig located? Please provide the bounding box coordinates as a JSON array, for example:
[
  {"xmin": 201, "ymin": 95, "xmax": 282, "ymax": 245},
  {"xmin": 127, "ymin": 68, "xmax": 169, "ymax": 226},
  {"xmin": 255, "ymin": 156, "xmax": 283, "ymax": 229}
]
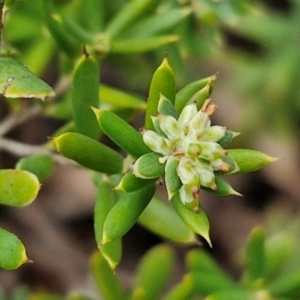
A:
[
  {"xmin": 0, "ymin": 104, "xmax": 42, "ymax": 136},
  {"xmin": 0, "ymin": 137, "xmax": 78, "ymax": 166}
]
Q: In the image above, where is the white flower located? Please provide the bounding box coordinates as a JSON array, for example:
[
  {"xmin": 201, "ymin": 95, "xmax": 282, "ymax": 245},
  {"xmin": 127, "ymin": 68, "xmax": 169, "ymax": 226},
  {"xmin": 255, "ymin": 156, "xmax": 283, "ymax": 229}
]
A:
[{"xmin": 141, "ymin": 100, "xmax": 229, "ymax": 209}]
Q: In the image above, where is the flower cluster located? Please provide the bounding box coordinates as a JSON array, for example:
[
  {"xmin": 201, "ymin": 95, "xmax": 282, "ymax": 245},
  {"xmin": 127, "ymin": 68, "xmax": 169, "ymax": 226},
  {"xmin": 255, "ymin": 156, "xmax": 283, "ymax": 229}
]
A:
[{"xmin": 135, "ymin": 98, "xmax": 235, "ymax": 211}]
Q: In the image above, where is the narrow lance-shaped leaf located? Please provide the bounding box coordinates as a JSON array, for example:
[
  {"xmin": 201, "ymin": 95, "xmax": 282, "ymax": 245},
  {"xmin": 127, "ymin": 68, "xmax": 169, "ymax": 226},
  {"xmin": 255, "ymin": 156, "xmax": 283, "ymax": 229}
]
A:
[
  {"xmin": 72, "ymin": 52, "xmax": 101, "ymax": 140},
  {"xmin": 138, "ymin": 196, "xmax": 197, "ymax": 244},
  {"xmin": 110, "ymin": 35, "xmax": 180, "ymax": 54},
  {"xmin": 145, "ymin": 56, "xmax": 176, "ymax": 130},
  {"xmin": 127, "ymin": 7, "xmax": 192, "ymax": 38},
  {"xmin": 163, "ymin": 275, "xmax": 194, "ymax": 300},
  {"xmin": 102, "ymin": 184, "xmax": 156, "ymax": 244},
  {"xmin": 175, "ymin": 74, "xmax": 217, "ymax": 113},
  {"xmin": 130, "ymin": 244, "xmax": 176, "ymax": 300},
  {"xmin": 90, "ymin": 251, "xmax": 126, "ymax": 300},
  {"xmin": 51, "ymin": 132, "xmax": 124, "ymax": 174},
  {"xmin": 94, "ymin": 175, "xmax": 122, "ymax": 271},
  {"xmin": 227, "ymin": 149, "xmax": 277, "ymax": 173},
  {"xmin": 171, "ymin": 192, "xmax": 211, "ymax": 246},
  {"xmin": 0, "ymin": 228, "xmax": 31, "ymax": 270},
  {"xmin": 243, "ymin": 226, "xmax": 266, "ymax": 284},
  {"xmin": 42, "ymin": 0, "xmax": 78, "ymax": 57},
  {"xmin": 100, "ymin": 84, "xmax": 146, "ymax": 110},
  {"xmin": 105, "ymin": 0, "xmax": 154, "ymax": 38},
  {"xmin": 201, "ymin": 176, "xmax": 242, "ymax": 197},
  {"xmin": 92, "ymin": 108, "xmax": 151, "ymax": 158}
]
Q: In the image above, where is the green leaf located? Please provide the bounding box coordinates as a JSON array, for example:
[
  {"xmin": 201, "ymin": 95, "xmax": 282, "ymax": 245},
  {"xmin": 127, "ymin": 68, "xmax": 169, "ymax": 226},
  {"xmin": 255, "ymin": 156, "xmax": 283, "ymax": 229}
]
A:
[
  {"xmin": 145, "ymin": 56, "xmax": 176, "ymax": 130},
  {"xmin": 0, "ymin": 57, "xmax": 55, "ymax": 100},
  {"xmin": 187, "ymin": 249, "xmax": 229, "ymax": 275},
  {"xmin": 265, "ymin": 233, "xmax": 294, "ymax": 279},
  {"xmin": 110, "ymin": 35, "xmax": 179, "ymax": 53},
  {"xmin": 94, "ymin": 176, "xmax": 122, "ymax": 270},
  {"xmin": 243, "ymin": 226, "xmax": 266, "ymax": 285},
  {"xmin": 0, "ymin": 228, "xmax": 31, "ymax": 270},
  {"xmin": 115, "ymin": 171, "xmax": 157, "ymax": 193},
  {"xmin": 175, "ymin": 75, "xmax": 216, "ymax": 113},
  {"xmin": 16, "ymin": 154, "xmax": 56, "ymax": 183},
  {"xmin": 100, "ymin": 84, "xmax": 146, "ymax": 110},
  {"xmin": 227, "ymin": 149, "xmax": 277, "ymax": 174},
  {"xmin": 0, "ymin": 169, "xmax": 40, "ymax": 207},
  {"xmin": 163, "ymin": 275, "xmax": 194, "ymax": 300},
  {"xmin": 138, "ymin": 196, "xmax": 197, "ymax": 244},
  {"xmin": 131, "ymin": 244, "xmax": 176, "ymax": 300},
  {"xmin": 52, "ymin": 132, "xmax": 124, "ymax": 174},
  {"xmin": 133, "ymin": 152, "xmax": 165, "ymax": 179},
  {"xmin": 190, "ymin": 271, "xmax": 239, "ymax": 295},
  {"xmin": 171, "ymin": 192, "xmax": 211, "ymax": 246},
  {"xmin": 72, "ymin": 53, "xmax": 101, "ymax": 140},
  {"xmin": 201, "ymin": 176, "xmax": 242, "ymax": 197},
  {"xmin": 268, "ymin": 269, "xmax": 300, "ymax": 298},
  {"xmin": 127, "ymin": 7, "xmax": 191, "ymax": 38},
  {"xmin": 105, "ymin": 0, "xmax": 155, "ymax": 38},
  {"xmin": 92, "ymin": 108, "xmax": 151, "ymax": 158},
  {"xmin": 90, "ymin": 251, "xmax": 126, "ymax": 300},
  {"xmin": 102, "ymin": 184, "xmax": 155, "ymax": 244},
  {"xmin": 157, "ymin": 95, "xmax": 179, "ymax": 119}
]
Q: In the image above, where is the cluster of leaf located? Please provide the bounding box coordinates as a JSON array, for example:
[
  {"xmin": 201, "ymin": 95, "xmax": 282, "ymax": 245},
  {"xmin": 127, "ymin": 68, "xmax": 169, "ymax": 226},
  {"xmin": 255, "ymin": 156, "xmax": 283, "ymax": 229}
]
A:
[
  {"xmin": 0, "ymin": 56, "xmax": 55, "ymax": 269},
  {"xmin": 4, "ymin": 223, "xmax": 300, "ymax": 300},
  {"xmin": 0, "ymin": 0, "xmax": 276, "ymax": 272}
]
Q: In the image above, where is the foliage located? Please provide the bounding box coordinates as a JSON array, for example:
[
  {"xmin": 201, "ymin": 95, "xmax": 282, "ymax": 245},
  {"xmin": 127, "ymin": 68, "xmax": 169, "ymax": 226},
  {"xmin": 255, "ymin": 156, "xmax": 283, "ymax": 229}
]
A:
[{"xmin": 0, "ymin": 0, "xmax": 294, "ymax": 299}]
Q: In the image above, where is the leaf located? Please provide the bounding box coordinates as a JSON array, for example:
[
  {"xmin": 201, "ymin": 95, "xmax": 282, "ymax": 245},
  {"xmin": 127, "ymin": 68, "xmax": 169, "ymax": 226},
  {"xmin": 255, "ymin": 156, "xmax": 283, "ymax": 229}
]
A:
[
  {"xmin": 16, "ymin": 154, "xmax": 56, "ymax": 183},
  {"xmin": 0, "ymin": 228, "xmax": 31, "ymax": 270},
  {"xmin": 0, "ymin": 57, "xmax": 55, "ymax": 100},
  {"xmin": 90, "ymin": 251, "xmax": 126, "ymax": 300},
  {"xmin": 131, "ymin": 244, "xmax": 176, "ymax": 300},
  {"xmin": 0, "ymin": 169, "xmax": 40, "ymax": 207},
  {"xmin": 171, "ymin": 192, "xmax": 211, "ymax": 246}
]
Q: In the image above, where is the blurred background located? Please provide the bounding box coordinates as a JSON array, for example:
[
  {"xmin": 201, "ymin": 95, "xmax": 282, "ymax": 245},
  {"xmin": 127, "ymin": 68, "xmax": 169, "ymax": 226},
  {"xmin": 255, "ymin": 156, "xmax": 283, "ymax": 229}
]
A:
[{"xmin": 0, "ymin": 0, "xmax": 300, "ymax": 298}]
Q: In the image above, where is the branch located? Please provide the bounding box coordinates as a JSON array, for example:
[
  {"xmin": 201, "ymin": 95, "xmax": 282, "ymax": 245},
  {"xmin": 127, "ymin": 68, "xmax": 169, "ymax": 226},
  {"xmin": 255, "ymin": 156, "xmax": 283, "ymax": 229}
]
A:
[
  {"xmin": 0, "ymin": 104, "xmax": 42, "ymax": 136},
  {"xmin": 0, "ymin": 137, "xmax": 78, "ymax": 166}
]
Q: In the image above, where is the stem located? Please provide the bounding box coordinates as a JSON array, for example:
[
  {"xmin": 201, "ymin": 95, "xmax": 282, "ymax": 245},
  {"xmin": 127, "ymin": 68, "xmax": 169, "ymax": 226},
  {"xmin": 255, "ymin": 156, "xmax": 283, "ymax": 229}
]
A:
[
  {"xmin": 0, "ymin": 137, "xmax": 78, "ymax": 166},
  {"xmin": 0, "ymin": 0, "xmax": 5, "ymax": 56},
  {"xmin": 0, "ymin": 104, "xmax": 42, "ymax": 136}
]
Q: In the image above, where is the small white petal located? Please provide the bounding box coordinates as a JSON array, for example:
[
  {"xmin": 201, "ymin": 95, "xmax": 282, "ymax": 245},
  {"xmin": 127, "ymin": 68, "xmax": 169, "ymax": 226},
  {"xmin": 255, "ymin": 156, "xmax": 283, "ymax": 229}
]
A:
[
  {"xmin": 179, "ymin": 185, "xmax": 195, "ymax": 204},
  {"xmin": 182, "ymin": 139, "xmax": 202, "ymax": 159},
  {"xmin": 160, "ymin": 116, "xmax": 181, "ymax": 139},
  {"xmin": 177, "ymin": 157, "xmax": 200, "ymax": 187},
  {"xmin": 143, "ymin": 130, "xmax": 171, "ymax": 155},
  {"xmin": 188, "ymin": 111, "xmax": 210, "ymax": 138},
  {"xmin": 200, "ymin": 126, "xmax": 227, "ymax": 142},
  {"xmin": 178, "ymin": 103, "xmax": 197, "ymax": 133},
  {"xmin": 198, "ymin": 142, "xmax": 226, "ymax": 161},
  {"xmin": 194, "ymin": 160, "xmax": 215, "ymax": 188}
]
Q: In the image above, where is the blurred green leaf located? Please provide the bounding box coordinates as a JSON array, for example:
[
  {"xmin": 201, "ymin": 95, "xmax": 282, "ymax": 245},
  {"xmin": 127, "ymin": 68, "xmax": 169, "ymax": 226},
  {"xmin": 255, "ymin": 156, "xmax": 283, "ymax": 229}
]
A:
[
  {"xmin": 0, "ymin": 169, "xmax": 40, "ymax": 207},
  {"xmin": 0, "ymin": 228, "xmax": 31, "ymax": 270}
]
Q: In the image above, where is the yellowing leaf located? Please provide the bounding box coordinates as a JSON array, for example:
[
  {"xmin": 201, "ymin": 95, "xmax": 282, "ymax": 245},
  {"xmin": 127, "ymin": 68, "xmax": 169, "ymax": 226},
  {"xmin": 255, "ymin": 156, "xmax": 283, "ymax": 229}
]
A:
[
  {"xmin": 0, "ymin": 228, "xmax": 31, "ymax": 270},
  {"xmin": 0, "ymin": 169, "xmax": 40, "ymax": 207},
  {"xmin": 0, "ymin": 57, "xmax": 55, "ymax": 100}
]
